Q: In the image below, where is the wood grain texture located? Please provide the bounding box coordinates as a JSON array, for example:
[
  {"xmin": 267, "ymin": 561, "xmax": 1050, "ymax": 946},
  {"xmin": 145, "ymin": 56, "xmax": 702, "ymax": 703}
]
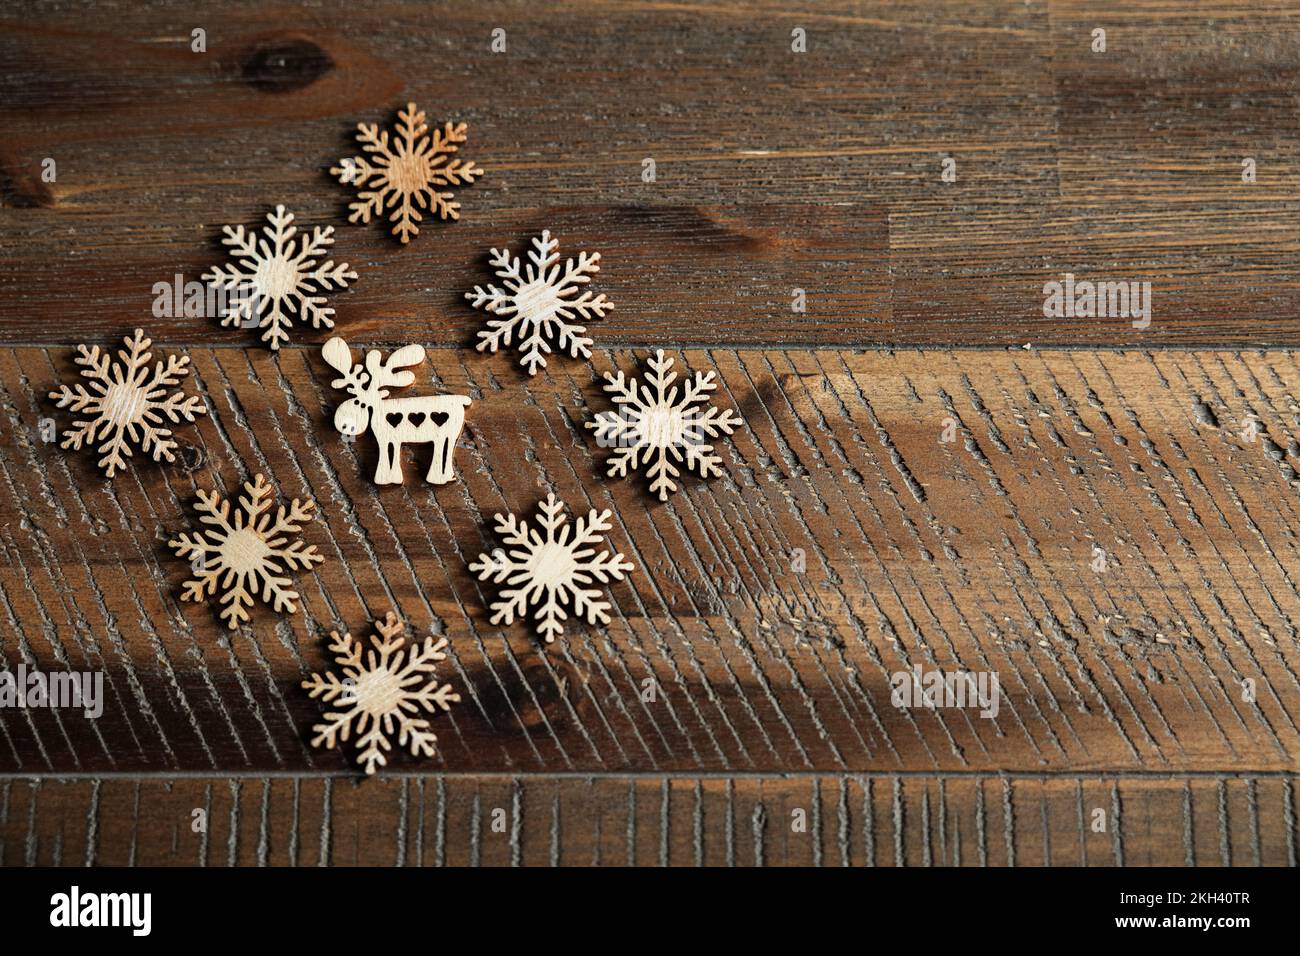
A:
[
  {"xmin": 4, "ymin": 0, "xmax": 1300, "ymax": 867},
  {"xmin": 2, "ymin": 0, "xmax": 1299, "ymax": 346},
  {"xmin": 5, "ymin": 345, "xmax": 1300, "ymax": 777},
  {"xmin": 3, "ymin": 775, "xmax": 1296, "ymax": 866}
]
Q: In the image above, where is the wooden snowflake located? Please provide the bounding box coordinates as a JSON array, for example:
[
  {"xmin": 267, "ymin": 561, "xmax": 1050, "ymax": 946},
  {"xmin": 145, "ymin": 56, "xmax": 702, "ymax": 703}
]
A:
[
  {"xmin": 466, "ymin": 230, "xmax": 613, "ymax": 375},
  {"xmin": 331, "ymin": 101, "xmax": 484, "ymax": 244},
  {"xmin": 48, "ymin": 328, "xmax": 207, "ymax": 478},
  {"xmin": 168, "ymin": 474, "xmax": 324, "ymax": 629},
  {"xmin": 302, "ymin": 611, "xmax": 461, "ymax": 775},
  {"xmin": 586, "ymin": 349, "xmax": 742, "ymax": 501},
  {"xmin": 469, "ymin": 493, "xmax": 634, "ymax": 643},
  {"xmin": 203, "ymin": 205, "xmax": 358, "ymax": 350}
]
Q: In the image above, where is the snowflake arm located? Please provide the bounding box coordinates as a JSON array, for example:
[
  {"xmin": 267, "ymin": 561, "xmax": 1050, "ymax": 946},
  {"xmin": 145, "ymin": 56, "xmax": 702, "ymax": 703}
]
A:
[
  {"xmin": 466, "ymin": 248, "xmax": 524, "ymax": 351},
  {"xmin": 469, "ymin": 494, "xmax": 634, "ymax": 644},
  {"xmin": 264, "ymin": 500, "xmax": 326, "ymax": 569},
  {"xmin": 303, "ymin": 612, "xmax": 461, "ymax": 775},
  {"xmin": 585, "ymin": 350, "xmax": 742, "ymax": 501},
  {"xmin": 291, "ymin": 226, "xmax": 357, "ymax": 335},
  {"xmin": 168, "ymin": 474, "xmax": 324, "ymax": 629},
  {"xmin": 168, "ymin": 486, "xmax": 235, "ymax": 605},
  {"xmin": 49, "ymin": 329, "xmax": 206, "ymax": 477},
  {"xmin": 421, "ymin": 120, "xmax": 482, "ymax": 222},
  {"xmin": 588, "ymin": 368, "xmax": 643, "ymax": 478},
  {"xmin": 561, "ymin": 508, "xmax": 635, "ymax": 632},
  {"xmin": 466, "ymin": 230, "xmax": 613, "ymax": 375},
  {"xmin": 467, "ymin": 514, "xmax": 527, "ymax": 628},
  {"xmin": 302, "ymin": 629, "xmax": 365, "ymax": 707}
]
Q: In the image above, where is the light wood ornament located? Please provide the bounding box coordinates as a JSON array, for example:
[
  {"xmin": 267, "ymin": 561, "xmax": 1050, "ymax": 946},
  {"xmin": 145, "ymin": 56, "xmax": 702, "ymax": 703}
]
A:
[
  {"xmin": 466, "ymin": 229, "xmax": 612, "ymax": 376},
  {"xmin": 202, "ymin": 205, "xmax": 357, "ymax": 350},
  {"xmin": 321, "ymin": 336, "xmax": 471, "ymax": 486},
  {"xmin": 48, "ymin": 328, "xmax": 207, "ymax": 478},
  {"xmin": 168, "ymin": 473, "xmax": 325, "ymax": 629},
  {"xmin": 468, "ymin": 493, "xmax": 635, "ymax": 643},
  {"xmin": 586, "ymin": 349, "xmax": 742, "ymax": 500},
  {"xmin": 331, "ymin": 102, "xmax": 484, "ymax": 244},
  {"xmin": 302, "ymin": 610, "xmax": 461, "ymax": 776}
]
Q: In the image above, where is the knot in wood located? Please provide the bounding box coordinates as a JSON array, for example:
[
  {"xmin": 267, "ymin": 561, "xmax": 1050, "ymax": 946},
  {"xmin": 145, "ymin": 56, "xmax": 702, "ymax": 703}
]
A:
[{"xmin": 242, "ymin": 39, "xmax": 334, "ymax": 93}]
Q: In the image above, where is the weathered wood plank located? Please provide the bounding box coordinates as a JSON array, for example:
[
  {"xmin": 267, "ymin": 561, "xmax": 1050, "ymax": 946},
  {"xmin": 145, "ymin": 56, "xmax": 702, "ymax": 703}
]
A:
[
  {"xmin": 7, "ymin": 2, "xmax": 1300, "ymax": 345},
  {"xmin": 2, "ymin": 774, "xmax": 1294, "ymax": 866},
  {"xmin": 3, "ymin": 345, "xmax": 1300, "ymax": 773},
  {"xmin": 1052, "ymin": 0, "xmax": 1300, "ymax": 203},
  {"xmin": 0, "ymin": 203, "xmax": 892, "ymax": 347}
]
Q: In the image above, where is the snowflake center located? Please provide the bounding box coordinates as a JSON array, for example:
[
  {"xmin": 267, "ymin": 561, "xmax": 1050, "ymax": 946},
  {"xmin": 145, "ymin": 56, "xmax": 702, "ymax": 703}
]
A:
[
  {"xmin": 254, "ymin": 254, "xmax": 299, "ymax": 302},
  {"xmin": 102, "ymin": 382, "xmax": 149, "ymax": 431},
  {"xmin": 513, "ymin": 278, "xmax": 565, "ymax": 326},
  {"xmin": 220, "ymin": 527, "xmax": 272, "ymax": 570},
  {"xmin": 527, "ymin": 541, "xmax": 580, "ymax": 589},
  {"xmin": 389, "ymin": 149, "xmax": 431, "ymax": 197},
  {"xmin": 639, "ymin": 405, "xmax": 686, "ymax": 449},
  {"xmin": 353, "ymin": 667, "xmax": 404, "ymax": 717}
]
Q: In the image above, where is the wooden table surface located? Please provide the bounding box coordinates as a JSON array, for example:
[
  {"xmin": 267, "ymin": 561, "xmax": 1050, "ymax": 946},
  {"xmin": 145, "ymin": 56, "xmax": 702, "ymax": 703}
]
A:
[{"xmin": 2, "ymin": 0, "xmax": 1299, "ymax": 866}]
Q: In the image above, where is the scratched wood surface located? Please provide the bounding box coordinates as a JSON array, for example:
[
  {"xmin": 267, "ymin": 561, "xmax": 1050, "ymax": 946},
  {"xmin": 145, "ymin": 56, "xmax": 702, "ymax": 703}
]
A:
[
  {"xmin": 3, "ymin": 0, "xmax": 1300, "ymax": 865},
  {"xmin": 5, "ymin": 776, "xmax": 1297, "ymax": 867}
]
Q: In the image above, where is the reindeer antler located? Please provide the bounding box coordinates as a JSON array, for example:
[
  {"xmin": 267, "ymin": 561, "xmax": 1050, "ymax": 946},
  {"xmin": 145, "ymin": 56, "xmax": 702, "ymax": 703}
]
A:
[
  {"xmin": 363, "ymin": 350, "xmax": 389, "ymax": 399},
  {"xmin": 322, "ymin": 337, "xmax": 369, "ymax": 398},
  {"xmin": 368, "ymin": 344, "xmax": 426, "ymax": 392},
  {"xmin": 323, "ymin": 337, "xmax": 427, "ymax": 400}
]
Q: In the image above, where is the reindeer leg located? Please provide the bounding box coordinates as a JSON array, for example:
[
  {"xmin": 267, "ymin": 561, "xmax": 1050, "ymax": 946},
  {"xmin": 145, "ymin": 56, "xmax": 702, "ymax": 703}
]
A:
[
  {"xmin": 424, "ymin": 399, "xmax": 468, "ymax": 485},
  {"xmin": 374, "ymin": 440, "xmax": 400, "ymax": 484},
  {"xmin": 426, "ymin": 438, "xmax": 453, "ymax": 484}
]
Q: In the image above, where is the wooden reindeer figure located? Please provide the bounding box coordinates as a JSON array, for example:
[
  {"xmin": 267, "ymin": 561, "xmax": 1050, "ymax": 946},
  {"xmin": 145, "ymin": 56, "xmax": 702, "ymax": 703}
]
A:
[{"xmin": 322, "ymin": 337, "xmax": 471, "ymax": 485}]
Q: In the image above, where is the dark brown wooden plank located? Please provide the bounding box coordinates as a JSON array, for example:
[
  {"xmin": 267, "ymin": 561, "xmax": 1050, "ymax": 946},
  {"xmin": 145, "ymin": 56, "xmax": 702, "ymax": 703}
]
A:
[
  {"xmin": 6, "ymin": 1, "xmax": 1300, "ymax": 345},
  {"xmin": 4, "ymin": 345, "xmax": 1300, "ymax": 774},
  {"xmin": 2, "ymin": 774, "xmax": 1294, "ymax": 866},
  {"xmin": 6, "ymin": 0, "xmax": 1300, "ymax": 357},
  {"xmin": 1052, "ymin": 0, "xmax": 1300, "ymax": 203},
  {"xmin": 0, "ymin": 203, "xmax": 891, "ymax": 347}
]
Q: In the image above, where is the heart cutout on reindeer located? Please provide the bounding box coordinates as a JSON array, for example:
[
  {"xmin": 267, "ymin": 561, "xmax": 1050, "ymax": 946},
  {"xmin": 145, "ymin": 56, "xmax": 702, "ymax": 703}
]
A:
[{"xmin": 322, "ymin": 337, "xmax": 471, "ymax": 485}]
